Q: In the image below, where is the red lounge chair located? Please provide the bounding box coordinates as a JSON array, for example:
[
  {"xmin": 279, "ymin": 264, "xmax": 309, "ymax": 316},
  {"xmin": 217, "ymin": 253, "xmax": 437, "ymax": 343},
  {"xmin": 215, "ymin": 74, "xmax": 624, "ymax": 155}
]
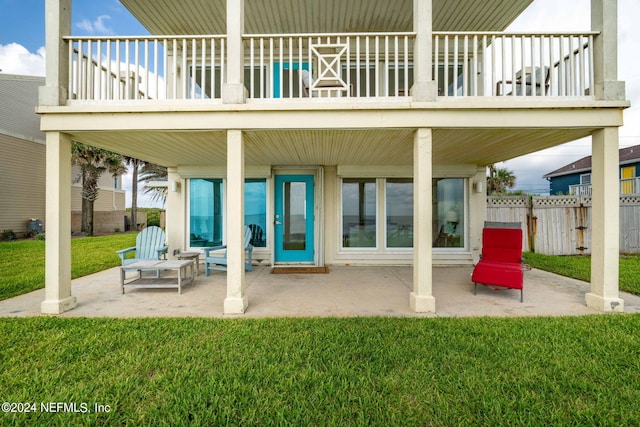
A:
[{"xmin": 472, "ymin": 227, "xmax": 524, "ymax": 302}]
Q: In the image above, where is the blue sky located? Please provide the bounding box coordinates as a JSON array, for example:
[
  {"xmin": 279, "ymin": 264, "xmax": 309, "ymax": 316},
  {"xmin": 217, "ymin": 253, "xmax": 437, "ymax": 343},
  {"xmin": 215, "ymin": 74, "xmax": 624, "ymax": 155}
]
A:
[
  {"xmin": 0, "ymin": 0, "xmax": 147, "ymax": 51},
  {"xmin": 1, "ymin": 0, "xmax": 639, "ymax": 199}
]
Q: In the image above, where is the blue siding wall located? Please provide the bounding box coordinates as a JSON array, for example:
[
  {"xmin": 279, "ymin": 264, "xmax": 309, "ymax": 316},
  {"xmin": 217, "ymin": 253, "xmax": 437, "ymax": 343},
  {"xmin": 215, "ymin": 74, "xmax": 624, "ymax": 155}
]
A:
[
  {"xmin": 549, "ymin": 162, "xmax": 639, "ymax": 195},
  {"xmin": 549, "ymin": 173, "xmax": 581, "ymax": 195}
]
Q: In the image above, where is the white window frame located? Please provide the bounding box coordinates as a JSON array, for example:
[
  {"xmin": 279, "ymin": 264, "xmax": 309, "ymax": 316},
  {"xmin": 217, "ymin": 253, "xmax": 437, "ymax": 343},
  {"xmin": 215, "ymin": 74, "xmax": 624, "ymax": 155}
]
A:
[{"xmin": 338, "ymin": 176, "xmax": 469, "ymax": 254}]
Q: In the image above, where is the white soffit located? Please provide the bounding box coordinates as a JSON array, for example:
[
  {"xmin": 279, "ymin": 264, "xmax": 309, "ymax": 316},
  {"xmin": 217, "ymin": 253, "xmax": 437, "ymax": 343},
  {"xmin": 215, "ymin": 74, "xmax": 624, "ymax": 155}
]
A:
[
  {"xmin": 70, "ymin": 127, "xmax": 593, "ymax": 169},
  {"xmin": 119, "ymin": 0, "xmax": 533, "ymax": 35}
]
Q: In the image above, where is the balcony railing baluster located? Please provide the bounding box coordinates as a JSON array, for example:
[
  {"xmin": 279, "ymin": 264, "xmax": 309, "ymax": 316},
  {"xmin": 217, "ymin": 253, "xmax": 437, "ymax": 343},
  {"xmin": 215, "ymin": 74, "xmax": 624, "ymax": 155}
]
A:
[
  {"xmin": 66, "ymin": 35, "xmax": 227, "ymax": 102},
  {"xmin": 64, "ymin": 31, "xmax": 597, "ymax": 103},
  {"xmin": 570, "ymin": 178, "xmax": 640, "ymax": 196}
]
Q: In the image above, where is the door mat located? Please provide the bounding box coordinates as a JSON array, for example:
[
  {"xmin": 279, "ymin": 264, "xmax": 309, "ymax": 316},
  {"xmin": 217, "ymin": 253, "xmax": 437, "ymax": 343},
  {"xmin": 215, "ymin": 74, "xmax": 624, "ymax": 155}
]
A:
[{"xmin": 271, "ymin": 266, "xmax": 330, "ymax": 274}]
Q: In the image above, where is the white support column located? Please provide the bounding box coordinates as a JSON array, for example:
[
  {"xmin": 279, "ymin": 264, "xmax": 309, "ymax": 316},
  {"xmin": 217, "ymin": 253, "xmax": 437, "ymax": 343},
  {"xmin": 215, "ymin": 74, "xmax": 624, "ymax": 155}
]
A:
[
  {"xmin": 591, "ymin": 0, "xmax": 625, "ymax": 100},
  {"xmin": 222, "ymin": 0, "xmax": 247, "ymax": 104},
  {"xmin": 165, "ymin": 167, "xmax": 183, "ymax": 258},
  {"xmin": 410, "ymin": 0, "xmax": 437, "ymax": 101},
  {"xmin": 224, "ymin": 130, "xmax": 248, "ymax": 314},
  {"xmin": 469, "ymin": 166, "xmax": 488, "ymax": 264},
  {"xmin": 41, "ymin": 132, "xmax": 76, "ymax": 314},
  {"xmin": 586, "ymin": 128, "xmax": 624, "ymax": 312},
  {"xmin": 411, "ymin": 128, "xmax": 436, "ymax": 313},
  {"xmin": 39, "ymin": 0, "xmax": 70, "ymax": 106}
]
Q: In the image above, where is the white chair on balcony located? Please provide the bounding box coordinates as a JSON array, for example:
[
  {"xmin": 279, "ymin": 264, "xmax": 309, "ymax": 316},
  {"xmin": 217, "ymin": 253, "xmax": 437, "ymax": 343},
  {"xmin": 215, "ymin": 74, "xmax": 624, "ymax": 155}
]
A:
[
  {"xmin": 308, "ymin": 43, "xmax": 350, "ymax": 97},
  {"xmin": 496, "ymin": 66, "xmax": 550, "ymax": 96},
  {"xmin": 300, "ymin": 69, "xmax": 314, "ymax": 97}
]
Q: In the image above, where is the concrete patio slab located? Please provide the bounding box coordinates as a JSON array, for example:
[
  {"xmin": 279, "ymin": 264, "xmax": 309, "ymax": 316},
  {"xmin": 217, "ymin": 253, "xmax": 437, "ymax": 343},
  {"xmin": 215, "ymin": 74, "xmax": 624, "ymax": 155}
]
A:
[{"xmin": 1, "ymin": 265, "xmax": 639, "ymax": 318}]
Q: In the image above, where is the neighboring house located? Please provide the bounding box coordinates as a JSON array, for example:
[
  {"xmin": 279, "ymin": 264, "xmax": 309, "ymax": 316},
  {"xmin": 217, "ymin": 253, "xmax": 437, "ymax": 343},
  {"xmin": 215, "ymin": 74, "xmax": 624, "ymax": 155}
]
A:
[
  {"xmin": 0, "ymin": 73, "xmax": 125, "ymax": 236},
  {"xmin": 38, "ymin": 0, "xmax": 628, "ymax": 315},
  {"xmin": 544, "ymin": 144, "xmax": 640, "ymax": 195}
]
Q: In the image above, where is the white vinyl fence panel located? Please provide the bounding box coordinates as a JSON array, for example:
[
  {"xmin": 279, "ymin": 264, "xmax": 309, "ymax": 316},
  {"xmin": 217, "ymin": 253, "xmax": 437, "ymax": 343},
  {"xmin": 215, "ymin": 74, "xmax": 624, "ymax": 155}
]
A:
[
  {"xmin": 620, "ymin": 196, "xmax": 640, "ymax": 253},
  {"xmin": 487, "ymin": 195, "xmax": 640, "ymax": 255},
  {"xmin": 531, "ymin": 196, "xmax": 591, "ymax": 255}
]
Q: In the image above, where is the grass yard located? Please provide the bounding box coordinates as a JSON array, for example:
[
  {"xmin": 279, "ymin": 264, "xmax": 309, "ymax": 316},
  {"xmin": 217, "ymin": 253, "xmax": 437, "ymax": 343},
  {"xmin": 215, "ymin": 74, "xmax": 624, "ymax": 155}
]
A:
[
  {"xmin": 524, "ymin": 252, "xmax": 640, "ymax": 295},
  {"xmin": 1, "ymin": 315, "xmax": 639, "ymax": 426},
  {"xmin": 0, "ymin": 234, "xmax": 136, "ymax": 301}
]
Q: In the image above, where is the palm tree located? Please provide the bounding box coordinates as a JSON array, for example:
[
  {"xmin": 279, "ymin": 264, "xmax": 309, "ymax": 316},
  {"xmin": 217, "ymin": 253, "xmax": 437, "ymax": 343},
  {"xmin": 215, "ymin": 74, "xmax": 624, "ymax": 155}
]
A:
[
  {"xmin": 72, "ymin": 142, "xmax": 126, "ymax": 235},
  {"xmin": 487, "ymin": 164, "xmax": 517, "ymax": 194},
  {"xmin": 139, "ymin": 163, "xmax": 168, "ymax": 206}
]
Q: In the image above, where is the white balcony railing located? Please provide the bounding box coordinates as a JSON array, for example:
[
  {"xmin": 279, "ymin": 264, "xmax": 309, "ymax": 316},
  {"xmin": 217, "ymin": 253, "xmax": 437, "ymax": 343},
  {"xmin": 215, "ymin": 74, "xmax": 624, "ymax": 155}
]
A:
[
  {"xmin": 569, "ymin": 183, "xmax": 592, "ymax": 196},
  {"xmin": 621, "ymin": 177, "xmax": 640, "ymax": 195},
  {"xmin": 66, "ymin": 35, "xmax": 226, "ymax": 101},
  {"xmin": 434, "ymin": 32, "xmax": 596, "ymax": 97},
  {"xmin": 65, "ymin": 31, "xmax": 597, "ymax": 103},
  {"xmin": 569, "ymin": 177, "xmax": 640, "ymax": 196},
  {"xmin": 243, "ymin": 33, "xmax": 414, "ymax": 99}
]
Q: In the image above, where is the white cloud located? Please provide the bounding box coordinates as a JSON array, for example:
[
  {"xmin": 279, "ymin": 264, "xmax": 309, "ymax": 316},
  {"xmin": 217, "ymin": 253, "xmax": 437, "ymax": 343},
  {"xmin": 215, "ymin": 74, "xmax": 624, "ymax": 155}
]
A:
[
  {"xmin": 76, "ymin": 15, "xmax": 113, "ymax": 35},
  {"xmin": 0, "ymin": 43, "xmax": 46, "ymax": 76}
]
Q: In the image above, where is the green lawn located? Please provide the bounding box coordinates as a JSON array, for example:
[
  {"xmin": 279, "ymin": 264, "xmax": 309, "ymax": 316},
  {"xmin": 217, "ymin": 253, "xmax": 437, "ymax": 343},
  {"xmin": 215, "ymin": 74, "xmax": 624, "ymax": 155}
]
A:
[
  {"xmin": 1, "ymin": 315, "xmax": 639, "ymax": 426},
  {"xmin": 0, "ymin": 234, "xmax": 136, "ymax": 301},
  {"xmin": 524, "ymin": 252, "xmax": 640, "ymax": 295}
]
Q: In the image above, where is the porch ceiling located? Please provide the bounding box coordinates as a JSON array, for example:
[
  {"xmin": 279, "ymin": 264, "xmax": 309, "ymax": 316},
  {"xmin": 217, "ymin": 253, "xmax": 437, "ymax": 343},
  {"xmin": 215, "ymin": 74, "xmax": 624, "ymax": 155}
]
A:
[
  {"xmin": 119, "ymin": 0, "xmax": 533, "ymax": 35},
  {"xmin": 69, "ymin": 127, "xmax": 593, "ymax": 169}
]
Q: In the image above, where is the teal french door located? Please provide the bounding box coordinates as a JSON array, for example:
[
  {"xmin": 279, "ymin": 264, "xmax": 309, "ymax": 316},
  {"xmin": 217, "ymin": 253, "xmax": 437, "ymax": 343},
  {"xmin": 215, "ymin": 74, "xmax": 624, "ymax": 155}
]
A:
[
  {"xmin": 274, "ymin": 174, "xmax": 315, "ymax": 263},
  {"xmin": 272, "ymin": 62, "xmax": 309, "ymax": 98}
]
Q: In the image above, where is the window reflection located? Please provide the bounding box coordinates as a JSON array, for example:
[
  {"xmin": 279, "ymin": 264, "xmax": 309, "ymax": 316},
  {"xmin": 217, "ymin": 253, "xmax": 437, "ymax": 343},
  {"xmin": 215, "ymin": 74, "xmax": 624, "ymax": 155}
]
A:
[
  {"xmin": 189, "ymin": 179, "xmax": 223, "ymax": 247},
  {"xmin": 432, "ymin": 178, "xmax": 465, "ymax": 248},
  {"xmin": 189, "ymin": 178, "xmax": 267, "ymax": 248},
  {"xmin": 245, "ymin": 179, "xmax": 267, "ymax": 248},
  {"xmin": 386, "ymin": 178, "xmax": 413, "ymax": 248},
  {"xmin": 342, "ymin": 178, "xmax": 376, "ymax": 248},
  {"xmin": 283, "ymin": 182, "xmax": 306, "ymax": 250}
]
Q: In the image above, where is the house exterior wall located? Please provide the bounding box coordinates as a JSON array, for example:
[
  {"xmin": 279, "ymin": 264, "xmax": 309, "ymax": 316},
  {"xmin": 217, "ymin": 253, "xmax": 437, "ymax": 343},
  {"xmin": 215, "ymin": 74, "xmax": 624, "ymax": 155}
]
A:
[
  {"xmin": 0, "ymin": 71, "xmax": 126, "ymax": 235},
  {"xmin": 174, "ymin": 161, "xmax": 483, "ymax": 267},
  {"xmin": 549, "ymin": 173, "xmax": 582, "ymax": 195},
  {"xmin": 0, "ymin": 134, "xmax": 125, "ymax": 234},
  {"xmin": 0, "ymin": 133, "xmax": 46, "ymax": 234},
  {"xmin": 70, "ymin": 187, "xmax": 126, "ymax": 212},
  {"xmin": 70, "ymin": 164, "xmax": 126, "ymax": 212},
  {"xmin": 38, "ymin": 0, "xmax": 629, "ymax": 315},
  {"xmin": 549, "ymin": 161, "xmax": 640, "ymax": 195}
]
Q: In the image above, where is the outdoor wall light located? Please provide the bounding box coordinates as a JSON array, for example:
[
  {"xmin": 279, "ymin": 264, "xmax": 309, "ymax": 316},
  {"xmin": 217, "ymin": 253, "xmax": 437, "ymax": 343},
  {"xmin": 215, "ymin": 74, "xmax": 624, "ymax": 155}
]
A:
[{"xmin": 171, "ymin": 180, "xmax": 180, "ymax": 192}]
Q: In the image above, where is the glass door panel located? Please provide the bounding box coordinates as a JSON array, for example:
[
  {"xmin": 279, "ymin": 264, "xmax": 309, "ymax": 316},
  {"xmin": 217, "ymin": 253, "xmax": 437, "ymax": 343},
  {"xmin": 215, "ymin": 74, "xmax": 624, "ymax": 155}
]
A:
[
  {"xmin": 283, "ymin": 181, "xmax": 307, "ymax": 250},
  {"xmin": 274, "ymin": 174, "xmax": 314, "ymax": 262}
]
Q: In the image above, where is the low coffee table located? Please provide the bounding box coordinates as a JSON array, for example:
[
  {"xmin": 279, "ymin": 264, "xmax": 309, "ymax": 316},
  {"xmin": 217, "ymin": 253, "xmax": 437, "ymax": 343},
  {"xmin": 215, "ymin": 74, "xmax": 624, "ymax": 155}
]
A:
[
  {"xmin": 176, "ymin": 251, "xmax": 201, "ymax": 276},
  {"xmin": 120, "ymin": 260, "xmax": 195, "ymax": 294}
]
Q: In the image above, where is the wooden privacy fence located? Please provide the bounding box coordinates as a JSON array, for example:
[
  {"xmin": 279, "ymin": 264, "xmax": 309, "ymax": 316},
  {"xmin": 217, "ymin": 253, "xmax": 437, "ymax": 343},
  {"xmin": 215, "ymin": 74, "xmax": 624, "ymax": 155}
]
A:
[{"xmin": 487, "ymin": 195, "xmax": 640, "ymax": 255}]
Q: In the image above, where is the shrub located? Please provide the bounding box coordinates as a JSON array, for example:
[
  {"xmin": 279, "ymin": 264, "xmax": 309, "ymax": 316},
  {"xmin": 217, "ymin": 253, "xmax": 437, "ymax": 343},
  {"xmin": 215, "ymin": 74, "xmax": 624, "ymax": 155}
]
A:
[
  {"xmin": 23, "ymin": 229, "xmax": 37, "ymax": 239},
  {"xmin": 1, "ymin": 230, "xmax": 16, "ymax": 241},
  {"xmin": 142, "ymin": 208, "xmax": 163, "ymax": 227}
]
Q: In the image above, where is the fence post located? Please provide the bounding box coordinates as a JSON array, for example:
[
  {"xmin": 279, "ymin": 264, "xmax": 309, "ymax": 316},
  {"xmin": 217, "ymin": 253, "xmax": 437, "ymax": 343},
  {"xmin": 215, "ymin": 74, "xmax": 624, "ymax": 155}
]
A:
[{"xmin": 527, "ymin": 195, "xmax": 535, "ymax": 252}]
